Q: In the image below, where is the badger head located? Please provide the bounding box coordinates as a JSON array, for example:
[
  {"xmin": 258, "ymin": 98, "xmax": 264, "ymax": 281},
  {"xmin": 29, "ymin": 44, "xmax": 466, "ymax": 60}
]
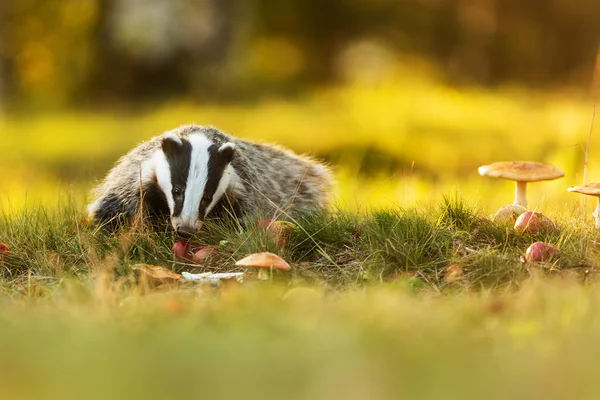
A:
[{"xmin": 146, "ymin": 132, "xmax": 236, "ymax": 237}]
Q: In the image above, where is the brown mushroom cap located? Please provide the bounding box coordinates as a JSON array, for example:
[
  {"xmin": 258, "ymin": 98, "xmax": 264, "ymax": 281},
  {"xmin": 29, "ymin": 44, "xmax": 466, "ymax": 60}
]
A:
[
  {"xmin": 235, "ymin": 252, "xmax": 291, "ymax": 270},
  {"xmin": 568, "ymin": 183, "xmax": 600, "ymax": 196},
  {"xmin": 478, "ymin": 161, "xmax": 564, "ymax": 182}
]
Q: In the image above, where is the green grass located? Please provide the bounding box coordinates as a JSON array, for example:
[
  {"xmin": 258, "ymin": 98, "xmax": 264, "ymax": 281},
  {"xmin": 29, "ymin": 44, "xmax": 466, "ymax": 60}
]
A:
[
  {"xmin": 0, "ymin": 196, "xmax": 600, "ymax": 398},
  {"xmin": 1, "ymin": 196, "xmax": 595, "ymax": 289},
  {"xmin": 2, "ymin": 78, "xmax": 600, "ymax": 398}
]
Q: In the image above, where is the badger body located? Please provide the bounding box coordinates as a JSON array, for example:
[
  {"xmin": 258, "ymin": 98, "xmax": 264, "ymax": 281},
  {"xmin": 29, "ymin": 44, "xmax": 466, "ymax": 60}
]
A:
[{"xmin": 87, "ymin": 125, "xmax": 333, "ymax": 235}]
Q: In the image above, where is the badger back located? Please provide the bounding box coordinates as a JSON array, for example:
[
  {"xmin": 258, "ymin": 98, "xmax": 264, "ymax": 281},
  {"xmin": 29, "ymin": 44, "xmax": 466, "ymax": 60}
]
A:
[
  {"xmin": 224, "ymin": 138, "xmax": 334, "ymax": 218},
  {"xmin": 86, "ymin": 135, "xmax": 165, "ymax": 225}
]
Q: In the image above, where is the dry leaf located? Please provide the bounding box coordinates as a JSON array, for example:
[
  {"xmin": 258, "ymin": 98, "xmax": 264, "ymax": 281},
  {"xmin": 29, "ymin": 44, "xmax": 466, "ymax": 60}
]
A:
[
  {"xmin": 133, "ymin": 264, "xmax": 183, "ymax": 284},
  {"xmin": 445, "ymin": 264, "xmax": 464, "ymax": 281}
]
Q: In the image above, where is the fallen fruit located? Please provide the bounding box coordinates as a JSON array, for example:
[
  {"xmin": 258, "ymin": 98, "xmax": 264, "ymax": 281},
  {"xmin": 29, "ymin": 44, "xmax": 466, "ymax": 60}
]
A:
[
  {"xmin": 192, "ymin": 246, "xmax": 218, "ymax": 263},
  {"xmin": 514, "ymin": 211, "xmax": 555, "ymax": 234},
  {"xmin": 492, "ymin": 204, "xmax": 527, "ymax": 224},
  {"xmin": 0, "ymin": 243, "xmax": 9, "ymax": 261},
  {"xmin": 172, "ymin": 241, "xmax": 202, "ymax": 262},
  {"xmin": 525, "ymin": 242, "xmax": 560, "ymax": 262}
]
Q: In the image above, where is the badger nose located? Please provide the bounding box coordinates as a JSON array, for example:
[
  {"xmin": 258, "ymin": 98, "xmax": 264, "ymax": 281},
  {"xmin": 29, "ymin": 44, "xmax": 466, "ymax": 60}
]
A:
[{"xmin": 176, "ymin": 225, "xmax": 196, "ymax": 238}]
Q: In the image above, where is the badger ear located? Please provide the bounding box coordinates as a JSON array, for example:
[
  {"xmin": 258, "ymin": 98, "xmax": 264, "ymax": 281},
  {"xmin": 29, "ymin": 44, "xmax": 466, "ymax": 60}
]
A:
[
  {"xmin": 161, "ymin": 133, "xmax": 183, "ymax": 155},
  {"xmin": 218, "ymin": 142, "xmax": 235, "ymax": 163}
]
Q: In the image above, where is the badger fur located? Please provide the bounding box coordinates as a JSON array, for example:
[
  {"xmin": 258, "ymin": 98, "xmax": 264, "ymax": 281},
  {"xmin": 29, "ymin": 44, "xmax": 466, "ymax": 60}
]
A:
[{"xmin": 87, "ymin": 124, "xmax": 333, "ymax": 236}]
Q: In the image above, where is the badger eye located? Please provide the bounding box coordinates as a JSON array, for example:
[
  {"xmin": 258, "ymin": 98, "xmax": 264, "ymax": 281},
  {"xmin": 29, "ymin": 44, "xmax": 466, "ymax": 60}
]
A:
[
  {"xmin": 172, "ymin": 187, "xmax": 183, "ymax": 196},
  {"xmin": 201, "ymin": 196, "xmax": 212, "ymax": 206}
]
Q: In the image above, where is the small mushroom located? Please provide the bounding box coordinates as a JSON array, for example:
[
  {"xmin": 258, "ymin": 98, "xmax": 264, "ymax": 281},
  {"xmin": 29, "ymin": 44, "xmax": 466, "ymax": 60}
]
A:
[
  {"xmin": 478, "ymin": 161, "xmax": 564, "ymax": 208},
  {"xmin": 235, "ymin": 252, "xmax": 291, "ymax": 280},
  {"xmin": 568, "ymin": 183, "xmax": 600, "ymax": 228},
  {"xmin": 492, "ymin": 204, "xmax": 527, "ymax": 224},
  {"xmin": 256, "ymin": 219, "xmax": 296, "ymax": 248}
]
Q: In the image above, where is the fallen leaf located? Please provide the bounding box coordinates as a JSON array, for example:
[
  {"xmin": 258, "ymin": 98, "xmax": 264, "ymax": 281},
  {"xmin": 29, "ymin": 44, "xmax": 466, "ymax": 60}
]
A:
[
  {"xmin": 445, "ymin": 264, "xmax": 464, "ymax": 281},
  {"xmin": 133, "ymin": 264, "xmax": 183, "ymax": 284}
]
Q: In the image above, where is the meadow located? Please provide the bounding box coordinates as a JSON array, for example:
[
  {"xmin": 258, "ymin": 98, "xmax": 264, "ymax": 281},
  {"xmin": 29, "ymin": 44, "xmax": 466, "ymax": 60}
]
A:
[{"xmin": 1, "ymin": 78, "xmax": 600, "ymax": 399}]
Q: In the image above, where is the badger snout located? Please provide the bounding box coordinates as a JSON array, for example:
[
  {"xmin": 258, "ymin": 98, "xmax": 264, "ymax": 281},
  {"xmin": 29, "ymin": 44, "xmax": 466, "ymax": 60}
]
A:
[
  {"xmin": 171, "ymin": 215, "xmax": 203, "ymax": 237},
  {"xmin": 176, "ymin": 225, "xmax": 197, "ymax": 238}
]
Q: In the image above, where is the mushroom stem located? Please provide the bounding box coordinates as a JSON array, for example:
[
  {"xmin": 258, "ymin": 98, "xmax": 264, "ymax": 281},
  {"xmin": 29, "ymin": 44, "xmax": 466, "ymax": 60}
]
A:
[
  {"xmin": 594, "ymin": 197, "xmax": 600, "ymax": 229},
  {"xmin": 514, "ymin": 181, "xmax": 528, "ymax": 208},
  {"xmin": 257, "ymin": 268, "xmax": 270, "ymax": 281}
]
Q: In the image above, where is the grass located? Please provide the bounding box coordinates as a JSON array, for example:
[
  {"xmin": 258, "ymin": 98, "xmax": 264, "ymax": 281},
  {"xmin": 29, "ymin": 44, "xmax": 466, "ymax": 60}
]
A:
[
  {"xmin": 1, "ymin": 236, "xmax": 600, "ymax": 398},
  {"xmin": 2, "ymin": 77, "xmax": 600, "ymax": 398},
  {"xmin": 2, "ymin": 196, "xmax": 596, "ymax": 290},
  {"xmin": 1, "ymin": 190, "xmax": 600, "ymax": 399}
]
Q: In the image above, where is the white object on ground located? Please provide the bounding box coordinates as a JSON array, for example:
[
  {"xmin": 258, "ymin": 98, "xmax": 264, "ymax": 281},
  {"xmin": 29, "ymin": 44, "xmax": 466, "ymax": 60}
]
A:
[{"xmin": 181, "ymin": 271, "xmax": 244, "ymax": 285}]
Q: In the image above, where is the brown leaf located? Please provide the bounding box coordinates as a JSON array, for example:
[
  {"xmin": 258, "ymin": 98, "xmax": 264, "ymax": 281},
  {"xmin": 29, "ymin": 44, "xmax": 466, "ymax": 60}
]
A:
[
  {"xmin": 133, "ymin": 264, "xmax": 183, "ymax": 284},
  {"xmin": 445, "ymin": 264, "xmax": 464, "ymax": 281}
]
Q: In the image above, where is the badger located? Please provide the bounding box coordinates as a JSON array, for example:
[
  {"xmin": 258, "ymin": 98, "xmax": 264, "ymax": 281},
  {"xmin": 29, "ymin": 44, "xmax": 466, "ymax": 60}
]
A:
[{"xmin": 87, "ymin": 124, "xmax": 333, "ymax": 236}]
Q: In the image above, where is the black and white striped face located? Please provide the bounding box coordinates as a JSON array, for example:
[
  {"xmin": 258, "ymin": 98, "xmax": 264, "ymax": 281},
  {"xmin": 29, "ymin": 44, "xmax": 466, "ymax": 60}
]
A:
[{"xmin": 149, "ymin": 133, "xmax": 236, "ymax": 236}]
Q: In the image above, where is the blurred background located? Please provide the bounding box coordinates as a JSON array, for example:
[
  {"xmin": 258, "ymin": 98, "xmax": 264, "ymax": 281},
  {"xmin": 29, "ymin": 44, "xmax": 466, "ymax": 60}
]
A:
[{"xmin": 1, "ymin": 0, "xmax": 600, "ymax": 215}]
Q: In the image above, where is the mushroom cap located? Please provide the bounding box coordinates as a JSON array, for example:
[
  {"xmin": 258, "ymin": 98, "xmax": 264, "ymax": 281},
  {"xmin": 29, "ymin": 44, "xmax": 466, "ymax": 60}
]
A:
[
  {"xmin": 568, "ymin": 183, "xmax": 600, "ymax": 196},
  {"xmin": 235, "ymin": 252, "xmax": 291, "ymax": 270},
  {"xmin": 478, "ymin": 161, "xmax": 564, "ymax": 182}
]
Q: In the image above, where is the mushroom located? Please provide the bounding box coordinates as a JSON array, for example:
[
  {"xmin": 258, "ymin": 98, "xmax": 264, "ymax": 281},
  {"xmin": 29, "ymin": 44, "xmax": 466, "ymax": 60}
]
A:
[
  {"xmin": 514, "ymin": 211, "xmax": 555, "ymax": 234},
  {"xmin": 235, "ymin": 252, "xmax": 291, "ymax": 280},
  {"xmin": 568, "ymin": 183, "xmax": 600, "ymax": 228},
  {"xmin": 257, "ymin": 219, "xmax": 296, "ymax": 248},
  {"xmin": 478, "ymin": 161, "xmax": 564, "ymax": 208},
  {"xmin": 492, "ymin": 204, "xmax": 528, "ymax": 224},
  {"xmin": 525, "ymin": 242, "xmax": 560, "ymax": 263}
]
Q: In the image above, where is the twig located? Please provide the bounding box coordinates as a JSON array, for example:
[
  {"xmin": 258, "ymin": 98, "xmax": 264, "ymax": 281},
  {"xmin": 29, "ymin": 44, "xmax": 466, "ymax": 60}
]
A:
[{"xmin": 583, "ymin": 103, "xmax": 596, "ymax": 186}]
